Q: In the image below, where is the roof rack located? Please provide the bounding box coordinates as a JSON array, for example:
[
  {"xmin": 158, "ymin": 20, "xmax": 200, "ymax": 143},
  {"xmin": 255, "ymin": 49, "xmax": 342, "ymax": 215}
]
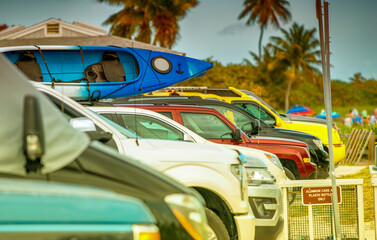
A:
[{"xmin": 155, "ymin": 86, "xmax": 241, "ymax": 97}]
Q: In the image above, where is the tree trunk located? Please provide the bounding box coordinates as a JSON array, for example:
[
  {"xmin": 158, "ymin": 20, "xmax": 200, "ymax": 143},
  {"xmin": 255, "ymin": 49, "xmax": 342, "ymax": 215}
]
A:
[
  {"xmin": 285, "ymin": 67, "xmax": 296, "ymax": 112},
  {"xmin": 258, "ymin": 27, "xmax": 264, "ymax": 62}
]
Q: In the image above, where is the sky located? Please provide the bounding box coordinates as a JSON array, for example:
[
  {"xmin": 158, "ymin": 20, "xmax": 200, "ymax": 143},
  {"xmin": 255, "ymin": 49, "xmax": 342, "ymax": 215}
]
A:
[{"xmin": 0, "ymin": 0, "xmax": 376, "ymax": 82}]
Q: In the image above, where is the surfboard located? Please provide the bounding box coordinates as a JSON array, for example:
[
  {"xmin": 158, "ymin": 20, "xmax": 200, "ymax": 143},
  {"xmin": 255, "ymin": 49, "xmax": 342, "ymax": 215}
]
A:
[{"xmin": 1, "ymin": 45, "xmax": 213, "ymax": 100}]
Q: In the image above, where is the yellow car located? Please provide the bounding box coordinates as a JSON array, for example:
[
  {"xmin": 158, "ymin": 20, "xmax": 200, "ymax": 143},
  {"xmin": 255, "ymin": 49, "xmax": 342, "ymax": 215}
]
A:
[{"xmin": 147, "ymin": 86, "xmax": 345, "ymax": 165}]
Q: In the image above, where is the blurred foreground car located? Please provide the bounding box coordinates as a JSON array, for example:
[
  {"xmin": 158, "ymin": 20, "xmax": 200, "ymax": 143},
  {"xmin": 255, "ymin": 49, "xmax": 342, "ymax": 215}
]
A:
[
  {"xmin": 0, "ymin": 54, "xmax": 208, "ymax": 240},
  {"xmin": 0, "ymin": 178, "xmax": 159, "ymax": 240}
]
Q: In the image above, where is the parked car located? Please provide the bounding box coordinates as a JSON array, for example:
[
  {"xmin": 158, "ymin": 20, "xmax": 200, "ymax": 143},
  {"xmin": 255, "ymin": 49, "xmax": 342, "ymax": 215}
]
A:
[
  {"xmin": 146, "ymin": 86, "xmax": 345, "ymax": 165},
  {"xmin": 0, "ymin": 178, "xmax": 159, "ymax": 240},
  {"xmin": 87, "ymin": 105, "xmax": 284, "ymax": 240},
  {"xmin": 30, "ymin": 84, "xmax": 255, "ymax": 240},
  {"xmin": 112, "ymin": 96, "xmax": 329, "ymax": 179},
  {"xmin": 123, "ymin": 104, "xmax": 316, "ymax": 180},
  {"xmin": 0, "ymin": 54, "xmax": 209, "ymax": 240}
]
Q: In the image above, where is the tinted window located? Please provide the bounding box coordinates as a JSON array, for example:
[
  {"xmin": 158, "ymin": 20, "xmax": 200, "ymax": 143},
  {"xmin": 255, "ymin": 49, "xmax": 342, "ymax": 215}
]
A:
[
  {"xmin": 157, "ymin": 111, "xmax": 173, "ymax": 120},
  {"xmin": 207, "ymin": 105, "xmax": 254, "ymax": 132},
  {"xmin": 180, "ymin": 112, "xmax": 233, "ymax": 139},
  {"xmin": 119, "ymin": 114, "xmax": 184, "ymax": 141},
  {"xmin": 234, "ymin": 103, "xmax": 276, "ymax": 126}
]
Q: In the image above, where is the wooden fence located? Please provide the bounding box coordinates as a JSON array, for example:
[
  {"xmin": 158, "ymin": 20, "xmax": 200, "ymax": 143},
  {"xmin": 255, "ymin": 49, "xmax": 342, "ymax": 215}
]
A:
[{"xmin": 344, "ymin": 129, "xmax": 375, "ymax": 164}]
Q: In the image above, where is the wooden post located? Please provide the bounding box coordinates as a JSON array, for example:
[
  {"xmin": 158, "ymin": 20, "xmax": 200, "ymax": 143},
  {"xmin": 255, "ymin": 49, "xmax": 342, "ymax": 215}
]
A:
[
  {"xmin": 369, "ymin": 132, "xmax": 376, "ymax": 162},
  {"xmin": 345, "ymin": 129, "xmax": 361, "ymax": 164},
  {"xmin": 356, "ymin": 131, "xmax": 373, "ymax": 164},
  {"xmin": 348, "ymin": 130, "xmax": 366, "ymax": 164}
]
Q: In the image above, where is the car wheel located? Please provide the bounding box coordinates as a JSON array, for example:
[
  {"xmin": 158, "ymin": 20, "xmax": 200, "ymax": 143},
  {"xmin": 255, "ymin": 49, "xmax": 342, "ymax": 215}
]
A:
[
  {"xmin": 205, "ymin": 207, "xmax": 230, "ymax": 240},
  {"xmin": 283, "ymin": 167, "xmax": 299, "ymax": 205},
  {"xmin": 283, "ymin": 167, "xmax": 296, "ymax": 180}
]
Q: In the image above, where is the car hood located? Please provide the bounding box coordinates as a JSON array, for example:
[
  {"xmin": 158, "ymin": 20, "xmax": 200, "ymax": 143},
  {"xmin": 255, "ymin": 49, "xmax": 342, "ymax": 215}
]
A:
[
  {"xmin": 0, "ymin": 54, "xmax": 90, "ymax": 175},
  {"xmin": 273, "ymin": 127, "xmax": 319, "ymax": 140},
  {"xmin": 281, "ymin": 114, "xmax": 328, "ymax": 125},
  {"xmin": 120, "ymin": 138, "xmax": 240, "ymax": 165}
]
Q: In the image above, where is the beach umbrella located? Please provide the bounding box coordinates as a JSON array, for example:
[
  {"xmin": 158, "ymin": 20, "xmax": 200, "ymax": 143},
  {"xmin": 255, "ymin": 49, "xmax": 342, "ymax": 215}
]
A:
[
  {"xmin": 287, "ymin": 105, "xmax": 315, "ymax": 116},
  {"xmin": 316, "ymin": 110, "xmax": 341, "ymax": 119}
]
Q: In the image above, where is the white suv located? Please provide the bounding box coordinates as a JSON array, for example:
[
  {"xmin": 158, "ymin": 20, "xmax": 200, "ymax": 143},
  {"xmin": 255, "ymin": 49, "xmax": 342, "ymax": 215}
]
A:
[
  {"xmin": 34, "ymin": 82, "xmax": 255, "ymax": 240},
  {"xmin": 89, "ymin": 106, "xmax": 285, "ymax": 240}
]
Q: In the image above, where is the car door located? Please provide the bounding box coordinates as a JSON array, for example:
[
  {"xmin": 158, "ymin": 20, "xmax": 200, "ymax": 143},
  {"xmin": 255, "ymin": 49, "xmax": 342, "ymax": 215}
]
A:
[
  {"xmin": 176, "ymin": 111, "xmax": 239, "ymax": 145},
  {"xmin": 113, "ymin": 113, "xmax": 185, "ymax": 141}
]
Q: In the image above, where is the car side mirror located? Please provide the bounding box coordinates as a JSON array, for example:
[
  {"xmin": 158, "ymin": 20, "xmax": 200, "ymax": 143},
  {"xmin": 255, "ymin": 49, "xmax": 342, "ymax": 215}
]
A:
[
  {"xmin": 233, "ymin": 128, "xmax": 243, "ymax": 142},
  {"xmin": 183, "ymin": 133, "xmax": 195, "ymax": 142},
  {"xmin": 251, "ymin": 119, "xmax": 262, "ymax": 134},
  {"xmin": 23, "ymin": 95, "xmax": 44, "ymax": 172},
  {"xmin": 69, "ymin": 117, "xmax": 97, "ymax": 132},
  {"xmin": 69, "ymin": 117, "xmax": 112, "ymax": 143}
]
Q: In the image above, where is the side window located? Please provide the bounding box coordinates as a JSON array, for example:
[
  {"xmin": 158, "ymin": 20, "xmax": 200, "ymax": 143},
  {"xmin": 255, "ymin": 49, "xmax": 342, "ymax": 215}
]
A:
[
  {"xmin": 180, "ymin": 112, "xmax": 233, "ymax": 139},
  {"xmin": 208, "ymin": 105, "xmax": 254, "ymax": 132},
  {"xmin": 157, "ymin": 111, "xmax": 173, "ymax": 120},
  {"xmin": 234, "ymin": 103, "xmax": 276, "ymax": 126},
  {"xmin": 119, "ymin": 114, "xmax": 184, "ymax": 141},
  {"xmin": 101, "ymin": 113, "xmax": 115, "ymax": 122}
]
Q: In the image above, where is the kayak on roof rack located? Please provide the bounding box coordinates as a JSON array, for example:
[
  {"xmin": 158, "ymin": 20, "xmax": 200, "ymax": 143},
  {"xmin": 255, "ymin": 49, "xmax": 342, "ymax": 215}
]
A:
[{"xmin": 0, "ymin": 45, "xmax": 213, "ymax": 101}]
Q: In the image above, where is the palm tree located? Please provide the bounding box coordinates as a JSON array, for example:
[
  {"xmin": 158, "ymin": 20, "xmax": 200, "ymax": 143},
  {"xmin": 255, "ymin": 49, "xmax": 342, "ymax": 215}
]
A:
[
  {"xmin": 238, "ymin": 0, "xmax": 291, "ymax": 60},
  {"xmin": 268, "ymin": 23, "xmax": 321, "ymax": 111},
  {"xmin": 0, "ymin": 24, "xmax": 7, "ymax": 32},
  {"xmin": 99, "ymin": 0, "xmax": 198, "ymax": 48}
]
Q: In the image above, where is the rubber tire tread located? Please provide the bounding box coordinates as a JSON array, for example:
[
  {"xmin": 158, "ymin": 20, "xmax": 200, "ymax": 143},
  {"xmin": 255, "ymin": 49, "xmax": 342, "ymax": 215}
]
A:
[{"xmin": 205, "ymin": 207, "xmax": 230, "ymax": 240}]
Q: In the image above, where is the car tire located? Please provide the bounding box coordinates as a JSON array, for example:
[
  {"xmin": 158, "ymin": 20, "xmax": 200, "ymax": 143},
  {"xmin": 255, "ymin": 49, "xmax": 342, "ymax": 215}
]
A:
[
  {"xmin": 205, "ymin": 207, "xmax": 230, "ymax": 240},
  {"xmin": 283, "ymin": 167, "xmax": 299, "ymax": 205},
  {"xmin": 283, "ymin": 167, "xmax": 297, "ymax": 180}
]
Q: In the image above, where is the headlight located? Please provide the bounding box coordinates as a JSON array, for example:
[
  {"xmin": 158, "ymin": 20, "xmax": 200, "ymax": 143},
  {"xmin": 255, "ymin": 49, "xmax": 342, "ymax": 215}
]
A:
[
  {"xmin": 132, "ymin": 224, "xmax": 161, "ymax": 240},
  {"xmin": 313, "ymin": 139, "xmax": 324, "ymax": 150},
  {"xmin": 165, "ymin": 194, "xmax": 207, "ymax": 240},
  {"xmin": 230, "ymin": 164, "xmax": 248, "ymax": 201},
  {"xmin": 264, "ymin": 153, "xmax": 283, "ymax": 170},
  {"xmin": 245, "ymin": 167, "xmax": 275, "ymax": 185}
]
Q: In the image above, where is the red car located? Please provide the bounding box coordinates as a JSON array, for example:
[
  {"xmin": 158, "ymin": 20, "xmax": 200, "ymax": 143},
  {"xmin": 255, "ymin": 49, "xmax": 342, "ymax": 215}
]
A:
[{"xmin": 120, "ymin": 104, "xmax": 317, "ymax": 180}]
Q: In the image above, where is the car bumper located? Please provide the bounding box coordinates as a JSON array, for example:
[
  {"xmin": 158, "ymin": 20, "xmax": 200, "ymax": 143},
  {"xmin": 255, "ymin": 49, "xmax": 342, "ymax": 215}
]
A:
[
  {"xmin": 247, "ymin": 184, "xmax": 283, "ymax": 238},
  {"xmin": 331, "ymin": 143, "xmax": 346, "ymax": 165},
  {"xmin": 234, "ymin": 210, "xmax": 255, "ymax": 240},
  {"xmin": 255, "ymin": 216, "xmax": 284, "ymax": 240},
  {"xmin": 312, "ymin": 149, "xmax": 329, "ymax": 179}
]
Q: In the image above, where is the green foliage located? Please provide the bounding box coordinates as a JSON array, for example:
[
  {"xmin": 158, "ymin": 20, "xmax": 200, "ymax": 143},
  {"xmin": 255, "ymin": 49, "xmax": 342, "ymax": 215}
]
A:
[
  {"xmin": 338, "ymin": 167, "xmax": 374, "ymax": 223},
  {"xmin": 99, "ymin": 0, "xmax": 198, "ymax": 48}
]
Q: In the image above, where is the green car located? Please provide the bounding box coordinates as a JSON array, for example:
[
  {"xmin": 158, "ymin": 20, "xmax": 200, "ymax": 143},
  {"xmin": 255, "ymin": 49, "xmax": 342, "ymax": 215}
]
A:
[{"xmin": 0, "ymin": 178, "xmax": 160, "ymax": 240}]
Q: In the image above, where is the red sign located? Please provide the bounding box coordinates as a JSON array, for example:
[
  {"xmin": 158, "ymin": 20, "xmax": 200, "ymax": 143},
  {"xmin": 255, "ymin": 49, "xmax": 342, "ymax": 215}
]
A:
[{"xmin": 302, "ymin": 186, "xmax": 342, "ymax": 205}]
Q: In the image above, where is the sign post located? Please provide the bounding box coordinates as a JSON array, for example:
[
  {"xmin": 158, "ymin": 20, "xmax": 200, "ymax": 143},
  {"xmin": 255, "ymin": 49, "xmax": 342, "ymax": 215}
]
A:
[
  {"xmin": 316, "ymin": 1, "xmax": 342, "ymax": 239},
  {"xmin": 302, "ymin": 186, "xmax": 342, "ymax": 205}
]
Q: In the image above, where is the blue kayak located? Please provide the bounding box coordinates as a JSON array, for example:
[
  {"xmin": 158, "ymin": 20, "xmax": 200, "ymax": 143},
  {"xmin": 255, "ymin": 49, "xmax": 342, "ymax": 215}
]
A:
[{"xmin": 1, "ymin": 45, "xmax": 213, "ymax": 100}]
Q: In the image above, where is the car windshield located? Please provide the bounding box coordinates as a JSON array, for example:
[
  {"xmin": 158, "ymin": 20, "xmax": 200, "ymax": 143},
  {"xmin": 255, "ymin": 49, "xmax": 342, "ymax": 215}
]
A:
[
  {"xmin": 239, "ymin": 89, "xmax": 281, "ymax": 116},
  {"xmin": 90, "ymin": 111, "xmax": 140, "ymax": 139},
  {"xmin": 233, "ymin": 102, "xmax": 276, "ymax": 126},
  {"xmin": 206, "ymin": 105, "xmax": 255, "ymax": 133}
]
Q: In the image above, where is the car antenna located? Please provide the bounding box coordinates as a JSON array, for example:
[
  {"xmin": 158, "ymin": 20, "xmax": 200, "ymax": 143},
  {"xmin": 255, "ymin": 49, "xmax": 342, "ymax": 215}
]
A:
[
  {"xmin": 258, "ymin": 89, "xmax": 262, "ymax": 145},
  {"xmin": 133, "ymin": 80, "xmax": 139, "ymax": 146}
]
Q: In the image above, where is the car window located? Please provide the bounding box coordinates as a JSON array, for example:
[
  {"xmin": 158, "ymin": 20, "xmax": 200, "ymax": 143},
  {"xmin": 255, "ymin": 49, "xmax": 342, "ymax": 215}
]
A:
[
  {"xmin": 180, "ymin": 112, "xmax": 233, "ymax": 139},
  {"xmin": 119, "ymin": 114, "xmax": 184, "ymax": 141},
  {"xmin": 92, "ymin": 112, "xmax": 139, "ymax": 138},
  {"xmin": 234, "ymin": 103, "xmax": 276, "ymax": 126},
  {"xmin": 206, "ymin": 105, "xmax": 254, "ymax": 132},
  {"xmin": 157, "ymin": 111, "xmax": 174, "ymax": 119}
]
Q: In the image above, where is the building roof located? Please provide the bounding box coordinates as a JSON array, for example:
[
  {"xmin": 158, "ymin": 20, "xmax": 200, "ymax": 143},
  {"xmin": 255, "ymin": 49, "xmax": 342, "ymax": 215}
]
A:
[{"xmin": 0, "ymin": 18, "xmax": 184, "ymax": 55}]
